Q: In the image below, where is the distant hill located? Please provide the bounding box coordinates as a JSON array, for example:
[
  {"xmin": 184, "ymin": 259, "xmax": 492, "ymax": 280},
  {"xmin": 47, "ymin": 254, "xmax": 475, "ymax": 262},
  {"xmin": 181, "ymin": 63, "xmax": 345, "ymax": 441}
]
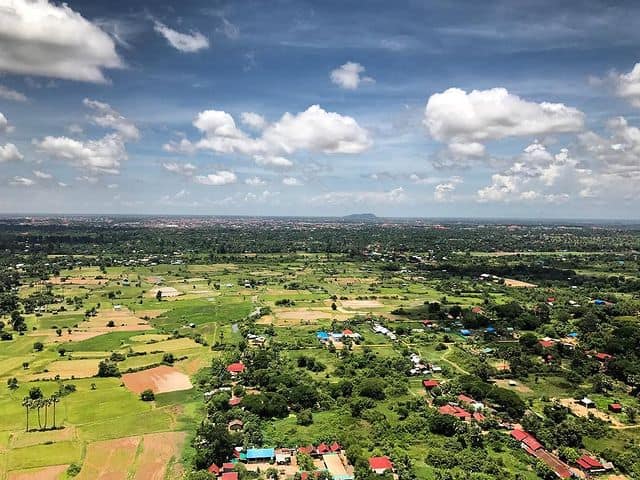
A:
[{"xmin": 342, "ymin": 213, "xmax": 379, "ymax": 222}]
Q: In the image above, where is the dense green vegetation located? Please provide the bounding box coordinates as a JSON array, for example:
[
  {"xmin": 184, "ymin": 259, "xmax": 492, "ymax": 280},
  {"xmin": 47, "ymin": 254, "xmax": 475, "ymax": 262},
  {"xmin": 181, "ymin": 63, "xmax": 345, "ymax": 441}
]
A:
[{"xmin": 0, "ymin": 217, "xmax": 638, "ymax": 479}]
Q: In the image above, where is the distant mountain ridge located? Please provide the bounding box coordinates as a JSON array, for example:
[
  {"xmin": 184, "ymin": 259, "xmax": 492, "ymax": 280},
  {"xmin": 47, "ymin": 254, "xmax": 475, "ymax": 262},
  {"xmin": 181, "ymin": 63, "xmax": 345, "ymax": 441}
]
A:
[{"xmin": 342, "ymin": 213, "xmax": 379, "ymax": 222}]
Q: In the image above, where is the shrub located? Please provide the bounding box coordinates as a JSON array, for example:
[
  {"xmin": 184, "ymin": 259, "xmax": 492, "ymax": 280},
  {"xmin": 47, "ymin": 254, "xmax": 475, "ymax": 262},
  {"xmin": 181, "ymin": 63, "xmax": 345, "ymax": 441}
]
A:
[{"xmin": 140, "ymin": 389, "xmax": 155, "ymax": 401}]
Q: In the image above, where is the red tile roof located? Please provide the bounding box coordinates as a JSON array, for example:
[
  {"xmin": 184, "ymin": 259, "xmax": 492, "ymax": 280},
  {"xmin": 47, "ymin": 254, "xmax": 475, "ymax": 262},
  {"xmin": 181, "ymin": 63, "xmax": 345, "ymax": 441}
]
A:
[
  {"xmin": 228, "ymin": 396, "xmax": 242, "ymax": 406},
  {"xmin": 297, "ymin": 445, "xmax": 313, "ymax": 455},
  {"xmin": 227, "ymin": 362, "xmax": 245, "ymax": 373},
  {"xmin": 522, "ymin": 436, "xmax": 543, "ymax": 451},
  {"xmin": 223, "ymin": 463, "xmax": 235, "ymax": 471},
  {"xmin": 317, "ymin": 442, "xmax": 329, "ymax": 454},
  {"xmin": 576, "ymin": 455, "xmax": 604, "ymax": 470},
  {"xmin": 369, "ymin": 456, "xmax": 393, "ymax": 471},
  {"xmin": 222, "ymin": 473, "xmax": 238, "ymax": 480},
  {"xmin": 510, "ymin": 429, "xmax": 529, "ymax": 442},
  {"xmin": 609, "ymin": 403, "xmax": 623, "ymax": 412},
  {"xmin": 595, "ymin": 352, "xmax": 613, "ymax": 361},
  {"xmin": 439, "ymin": 404, "xmax": 471, "ymax": 419},
  {"xmin": 534, "ymin": 449, "xmax": 572, "ymax": 478},
  {"xmin": 330, "ymin": 442, "xmax": 341, "ymax": 452},
  {"xmin": 457, "ymin": 394, "xmax": 475, "ymax": 404},
  {"xmin": 510, "ymin": 429, "xmax": 542, "ymax": 451},
  {"xmin": 473, "ymin": 412, "xmax": 485, "ymax": 422},
  {"xmin": 342, "ymin": 329, "xmax": 354, "ymax": 335},
  {"xmin": 471, "ymin": 306, "xmax": 484, "ymax": 314},
  {"xmin": 539, "ymin": 340, "xmax": 555, "ymax": 348},
  {"xmin": 208, "ymin": 464, "xmax": 221, "ymax": 475},
  {"xmin": 422, "ymin": 379, "xmax": 440, "ymax": 389}
]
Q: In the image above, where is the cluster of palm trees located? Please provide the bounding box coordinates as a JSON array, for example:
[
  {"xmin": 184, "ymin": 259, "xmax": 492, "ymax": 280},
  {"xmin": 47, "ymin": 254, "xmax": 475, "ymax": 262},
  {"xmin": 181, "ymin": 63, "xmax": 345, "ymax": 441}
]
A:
[{"xmin": 21, "ymin": 394, "xmax": 60, "ymax": 431}]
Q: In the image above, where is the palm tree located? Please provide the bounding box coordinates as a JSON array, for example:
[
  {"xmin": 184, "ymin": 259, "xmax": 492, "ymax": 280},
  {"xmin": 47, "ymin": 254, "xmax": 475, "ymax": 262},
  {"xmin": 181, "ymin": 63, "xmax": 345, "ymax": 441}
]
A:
[
  {"xmin": 22, "ymin": 397, "xmax": 31, "ymax": 432},
  {"xmin": 43, "ymin": 397, "xmax": 50, "ymax": 430},
  {"xmin": 51, "ymin": 395, "xmax": 60, "ymax": 429},
  {"xmin": 35, "ymin": 398, "xmax": 43, "ymax": 430}
]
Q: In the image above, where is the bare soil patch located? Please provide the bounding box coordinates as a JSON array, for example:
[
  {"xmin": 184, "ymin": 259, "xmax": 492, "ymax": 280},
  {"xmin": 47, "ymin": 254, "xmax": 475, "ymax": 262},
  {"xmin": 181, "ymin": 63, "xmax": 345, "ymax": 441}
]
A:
[
  {"xmin": 76, "ymin": 436, "xmax": 140, "ymax": 480},
  {"xmin": 504, "ymin": 278, "xmax": 538, "ymax": 288},
  {"xmin": 8, "ymin": 464, "xmax": 68, "ymax": 480},
  {"xmin": 494, "ymin": 379, "xmax": 532, "ymax": 393},
  {"xmin": 558, "ymin": 398, "xmax": 623, "ymax": 426},
  {"xmin": 340, "ymin": 299, "xmax": 384, "ymax": 309},
  {"xmin": 134, "ymin": 431, "xmax": 186, "ymax": 480},
  {"xmin": 122, "ymin": 365, "xmax": 193, "ymax": 394}
]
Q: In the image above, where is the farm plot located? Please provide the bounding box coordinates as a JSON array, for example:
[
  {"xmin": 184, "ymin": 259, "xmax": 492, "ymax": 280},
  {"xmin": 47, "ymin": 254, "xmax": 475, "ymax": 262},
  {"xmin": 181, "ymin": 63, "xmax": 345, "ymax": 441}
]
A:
[
  {"xmin": 30, "ymin": 358, "xmax": 100, "ymax": 380},
  {"xmin": 76, "ymin": 436, "xmax": 140, "ymax": 480},
  {"xmin": 503, "ymin": 278, "xmax": 538, "ymax": 288},
  {"xmin": 8, "ymin": 464, "xmax": 69, "ymax": 480},
  {"xmin": 122, "ymin": 365, "xmax": 193, "ymax": 394},
  {"xmin": 133, "ymin": 431, "xmax": 186, "ymax": 480},
  {"xmin": 340, "ymin": 299, "xmax": 384, "ymax": 309}
]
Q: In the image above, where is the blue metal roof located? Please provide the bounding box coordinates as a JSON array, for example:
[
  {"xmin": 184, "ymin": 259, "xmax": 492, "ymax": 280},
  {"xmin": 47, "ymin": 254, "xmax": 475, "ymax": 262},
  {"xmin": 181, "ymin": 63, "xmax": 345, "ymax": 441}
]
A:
[{"xmin": 246, "ymin": 448, "xmax": 275, "ymax": 460}]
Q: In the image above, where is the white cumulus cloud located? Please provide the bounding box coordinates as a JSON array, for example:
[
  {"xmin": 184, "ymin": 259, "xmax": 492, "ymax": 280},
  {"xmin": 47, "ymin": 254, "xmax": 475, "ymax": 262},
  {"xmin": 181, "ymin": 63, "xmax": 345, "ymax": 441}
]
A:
[
  {"xmin": 425, "ymin": 87, "xmax": 584, "ymax": 159},
  {"xmin": 0, "ymin": 0, "xmax": 122, "ymax": 82},
  {"xmin": 0, "ymin": 143, "xmax": 23, "ymax": 162},
  {"xmin": 612, "ymin": 62, "xmax": 640, "ymax": 107},
  {"xmin": 36, "ymin": 99, "xmax": 138, "ymax": 174},
  {"xmin": 153, "ymin": 21, "xmax": 209, "ymax": 53},
  {"xmin": 330, "ymin": 62, "xmax": 375, "ymax": 90},
  {"xmin": 194, "ymin": 170, "xmax": 237, "ymax": 186},
  {"xmin": 83, "ymin": 98, "xmax": 140, "ymax": 140},
  {"xmin": 165, "ymin": 105, "xmax": 371, "ymax": 166},
  {"xmin": 282, "ymin": 176, "xmax": 303, "ymax": 186}
]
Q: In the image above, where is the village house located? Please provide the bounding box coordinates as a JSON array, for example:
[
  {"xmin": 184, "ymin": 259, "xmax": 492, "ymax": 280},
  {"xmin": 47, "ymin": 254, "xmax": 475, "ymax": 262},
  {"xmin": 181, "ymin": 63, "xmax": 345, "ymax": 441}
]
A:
[
  {"xmin": 368, "ymin": 456, "xmax": 394, "ymax": 475},
  {"xmin": 227, "ymin": 361, "xmax": 246, "ymax": 377},
  {"xmin": 576, "ymin": 454, "xmax": 607, "ymax": 474}
]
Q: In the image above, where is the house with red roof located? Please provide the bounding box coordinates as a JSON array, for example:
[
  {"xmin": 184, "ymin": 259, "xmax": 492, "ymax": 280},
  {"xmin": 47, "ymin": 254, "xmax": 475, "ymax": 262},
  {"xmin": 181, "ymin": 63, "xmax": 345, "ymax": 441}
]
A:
[
  {"xmin": 222, "ymin": 463, "xmax": 235, "ymax": 472},
  {"xmin": 316, "ymin": 443, "xmax": 330, "ymax": 454},
  {"xmin": 608, "ymin": 403, "xmax": 623, "ymax": 413},
  {"xmin": 576, "ymin": 454, "xmax": 606, "ymax": 473},
  {"xmin": 471, "ymin": 306, "xmax": 484, "ymax": 315},
  {"xmin": 297, "ymin": 445, "xmax": 313, "ymax": 456},
  {"xmin": 510, "ymin": 430, "xmax": 572, "ymax": 479},
  {"xmin": 208, "ymin": 464, "xmax": 221, "ymax": 475},
  {"xmin": 330, "ymin": 442, "xmax": 342, "ymax": 452},
  {"xmin": 227, "ymin": 362, "xmax": 246, "ymax": 376},
  {"xmin": 539, "ymin": 339, "xmax": 555, "ymax": 349},
  {"xmin": 422, "ymin": 379, "xmax": 440, "ymax": 390},
  {"xmin": 439, "ymin": 404, "xmax": 471, "ymax": 420},
  {"xmin": 222, "ymin": 472, "xmax": 239, "ymax": 480},
  {"xmin": 472, "ymin": 412, "xmax": 485, "ymax": 422},
  {"xmin": 595, "ymin": 352, "xmax": 613, "ymax": 362},
  {"xmin": 229, "ymin": 396, "xmax": 242, "ymax": 407},
  {"xmin": 457, "ymin": 394, "xmax": 475, "ymax": 404},
  {"xmin": 369, "ymin": 456, "xmax": 394, "ymax": 474}
]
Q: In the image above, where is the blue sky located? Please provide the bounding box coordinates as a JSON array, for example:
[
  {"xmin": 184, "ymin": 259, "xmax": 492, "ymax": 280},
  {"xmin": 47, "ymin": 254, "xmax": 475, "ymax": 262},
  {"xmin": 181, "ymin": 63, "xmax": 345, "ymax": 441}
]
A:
[{"xmin": 0, "ymin": 0, "xmax": 639, "ymax": 218}]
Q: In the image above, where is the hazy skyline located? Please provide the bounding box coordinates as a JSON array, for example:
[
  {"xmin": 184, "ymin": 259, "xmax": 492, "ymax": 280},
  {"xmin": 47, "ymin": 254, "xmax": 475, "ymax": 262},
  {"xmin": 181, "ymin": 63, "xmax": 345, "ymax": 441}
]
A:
[{"xmin": 0, "ymin": 0, "xmax": 639, "ymax": 218}]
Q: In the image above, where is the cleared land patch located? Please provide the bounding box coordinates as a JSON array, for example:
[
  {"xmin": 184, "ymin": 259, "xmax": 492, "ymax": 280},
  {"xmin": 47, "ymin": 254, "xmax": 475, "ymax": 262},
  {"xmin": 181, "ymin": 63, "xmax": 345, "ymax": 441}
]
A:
[
  {"xmin": 503, "ymin": 278, "xmax": 538, "ymax": 288},
  {"xmin": 122, "ymin": 365, "xmax": 193, "ymax": 394},
  {"xmin": 340, "ymin": 299, "xmax": 384, "ymax": 309},
  {"xmin": 76, "ymin": 436, "xmax": 140, "ymax": 480},
  {"xmin": 133, "ymin": 431, "xmax": 186, "ymax": 480},
  {"xmin": 8, "ymin": 464, "xmax": 68, "ymax": 480}
]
